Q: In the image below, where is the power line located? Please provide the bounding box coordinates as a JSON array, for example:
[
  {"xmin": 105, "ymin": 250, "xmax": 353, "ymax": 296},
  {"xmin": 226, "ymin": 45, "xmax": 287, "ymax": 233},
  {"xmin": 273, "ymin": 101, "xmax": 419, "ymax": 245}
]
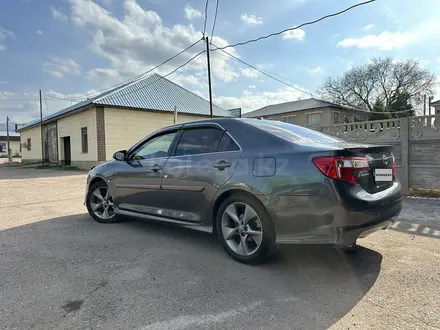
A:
[
  {"xmin": 0, "ymin": 98, "xmax": 37, "ymax": 102},
  {"xmin": 106, "ymin": 51, "xmax": 206, "ymax": 102},
  {"xmin": 209, "ymin": 0, "xmax": 220, "ymax": 41},
  {"xmin": 212, "ymin": 45, "xmax": 420, "ymax": 115},
  {"xmin": 45, "ymin": 39, "xmax": 203, "ymax": 102},
  {"xmin": 213, "ymin": 44, "xmax": 313, "ymax": 96},
  {"xmin": 168, "ymin": 51, "xmax": 205, "ymax": 81},
  {"xmin": 43, "ymin": 94, "xmax": 49, "ymax": 116},
  {"xmin": 212, "ymin": 0, "xmax": 376, "ymax": 51},
  {"xmin": 202, "ymin": 0, "xmax": 210, "ymax": 37}
]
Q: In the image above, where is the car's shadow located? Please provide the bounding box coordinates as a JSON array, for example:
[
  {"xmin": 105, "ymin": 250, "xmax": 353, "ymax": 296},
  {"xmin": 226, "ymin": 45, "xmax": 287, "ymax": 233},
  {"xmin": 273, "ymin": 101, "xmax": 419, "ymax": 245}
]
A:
[{"xmin": 1, "ymin": 214, "xmax": 382, "ymax": 330}]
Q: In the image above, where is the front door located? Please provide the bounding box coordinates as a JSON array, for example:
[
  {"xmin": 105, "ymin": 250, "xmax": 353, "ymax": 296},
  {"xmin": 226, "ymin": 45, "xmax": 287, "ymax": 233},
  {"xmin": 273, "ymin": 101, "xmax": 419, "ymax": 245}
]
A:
[
  {"xmin": 112, "ymin": 131, "xmax": 178, "ymax": 215},
  {"xmin": 161, "ymin": 127, "xmax": 242, "ymax": 223},
  {"xmin": 63, "ymin": 137, "xmax": 71, "ymax": 166}
]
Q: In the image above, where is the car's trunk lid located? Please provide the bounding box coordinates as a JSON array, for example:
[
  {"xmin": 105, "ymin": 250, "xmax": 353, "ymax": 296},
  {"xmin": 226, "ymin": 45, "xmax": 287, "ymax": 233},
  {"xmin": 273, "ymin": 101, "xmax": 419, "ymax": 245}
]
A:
[{"xmin": 336, "ymin": 143, "xmax": 395, "ymax": 193}]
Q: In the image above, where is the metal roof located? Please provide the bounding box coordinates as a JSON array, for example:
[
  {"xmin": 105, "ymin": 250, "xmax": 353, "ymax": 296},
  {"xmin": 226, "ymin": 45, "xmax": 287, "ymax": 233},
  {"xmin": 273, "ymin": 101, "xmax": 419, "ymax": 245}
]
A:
[
  {"xmin": 431, "ymin": 99, "xmax": 440, "ymax": 106},
  {"xmin": 18, "ymin": 74, "xmax": 231, "ymax": 131},
  {"xmin": 243, "ymin": 98, "xmax": 366, "ymax": 118}
]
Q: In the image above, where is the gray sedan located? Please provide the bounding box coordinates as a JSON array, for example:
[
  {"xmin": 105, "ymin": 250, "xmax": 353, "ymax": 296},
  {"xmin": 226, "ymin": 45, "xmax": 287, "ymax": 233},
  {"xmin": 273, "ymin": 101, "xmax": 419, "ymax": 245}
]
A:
[{"xmin": 85, "ymin": 118, "xmax": 402, "ymax": 264}]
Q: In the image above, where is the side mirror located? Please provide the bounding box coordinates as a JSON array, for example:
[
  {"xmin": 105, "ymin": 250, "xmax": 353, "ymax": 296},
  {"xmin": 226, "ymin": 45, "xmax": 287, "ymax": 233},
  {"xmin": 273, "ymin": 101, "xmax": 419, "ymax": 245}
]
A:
[{"xmin": 113, "ymin": 150, "xmax": 127, "ymax": 161}]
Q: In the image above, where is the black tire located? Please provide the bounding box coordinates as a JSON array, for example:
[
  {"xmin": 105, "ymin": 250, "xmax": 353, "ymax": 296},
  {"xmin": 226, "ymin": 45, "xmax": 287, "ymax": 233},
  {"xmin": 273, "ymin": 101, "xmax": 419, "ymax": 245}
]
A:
[
  {"xmin": 86, "ymin": 181, "xmax": 122, "ymax": 224},
  {"xmin": 216, "ymin": 193, "xmax": 275, "ymax": 264}
]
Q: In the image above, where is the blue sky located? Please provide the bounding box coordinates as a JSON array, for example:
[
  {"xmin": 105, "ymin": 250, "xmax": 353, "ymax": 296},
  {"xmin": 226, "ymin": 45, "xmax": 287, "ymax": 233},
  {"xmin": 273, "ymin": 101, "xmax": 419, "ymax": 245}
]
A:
[{"xmin": 0, "ymin": 0, "xmax": 439, "ymax": 123}]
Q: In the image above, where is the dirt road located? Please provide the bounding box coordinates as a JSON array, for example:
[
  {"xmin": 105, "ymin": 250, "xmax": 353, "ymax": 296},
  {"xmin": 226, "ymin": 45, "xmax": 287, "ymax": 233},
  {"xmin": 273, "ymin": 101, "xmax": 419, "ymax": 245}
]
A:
[{"xmin": 1, "ymin": 164, "xmax": 439, "ymax": 329}]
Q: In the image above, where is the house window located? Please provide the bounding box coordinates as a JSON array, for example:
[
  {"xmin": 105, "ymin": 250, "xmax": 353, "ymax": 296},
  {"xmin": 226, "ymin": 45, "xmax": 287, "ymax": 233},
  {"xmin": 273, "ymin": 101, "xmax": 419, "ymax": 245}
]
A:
[
  {"xmin": 81, "ymin": 127, "xmax": 88, "ymax": 153},
  {"xmin": 27, "ymin": 138, "xmax": 31, "ymax": 151},
  {"xmin": 282, "ymin": 116, "xmax": 296, "ymax": 124},
  {"xmin": 307, "ymin": 113, "xmax": 321, "ymax": 125},
  {"xmin": 333, "ymin": 112, "xmax": 340, "ymax": 124}
]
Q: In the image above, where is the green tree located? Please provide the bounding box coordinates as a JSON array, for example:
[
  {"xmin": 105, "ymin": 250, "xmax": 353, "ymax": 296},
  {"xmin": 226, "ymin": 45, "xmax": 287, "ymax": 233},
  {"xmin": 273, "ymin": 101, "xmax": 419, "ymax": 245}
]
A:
[
  {"xmin": 388, "ymin": 91, "xmax": 415, "ymax": 117},
  {"xmin": 370, "ymin": 99, "xmax": 392, "ymax": 120}
]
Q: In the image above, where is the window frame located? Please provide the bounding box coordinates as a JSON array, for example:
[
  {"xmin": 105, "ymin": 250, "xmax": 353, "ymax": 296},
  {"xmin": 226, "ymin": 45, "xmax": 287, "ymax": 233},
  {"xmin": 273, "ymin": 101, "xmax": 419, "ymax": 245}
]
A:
[
  {"xmin": 27, "ymin": 138, "xmax": 31, "ymax": 151},
  {"xmin": 169, "ymin": 125, "xmax": 242, "ymax": 158},
  {"xmin": 333, "ymin": 111, "xmax": 341, "ymax": 124},
  {"xmin": 281, "ymin": 115, "xmax": 296, "ymax": 124},
  {"xmin": 81, "ymin": 127, "xmax": 88, "ymax": 154},
  {"xmin": 307, "ymin": 112, "xmax": 321, "ymax": 125},
  {"xmin": 127, "ymin": 130, "xmax": 179, "ymax": 161}
]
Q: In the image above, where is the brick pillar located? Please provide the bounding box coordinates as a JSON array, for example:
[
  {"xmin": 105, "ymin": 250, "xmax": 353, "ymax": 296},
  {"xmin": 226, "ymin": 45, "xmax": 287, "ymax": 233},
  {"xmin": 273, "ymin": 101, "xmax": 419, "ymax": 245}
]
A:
[{"xmin": 96, "ymin": 106, "xmax": 106, "ymax": 161}]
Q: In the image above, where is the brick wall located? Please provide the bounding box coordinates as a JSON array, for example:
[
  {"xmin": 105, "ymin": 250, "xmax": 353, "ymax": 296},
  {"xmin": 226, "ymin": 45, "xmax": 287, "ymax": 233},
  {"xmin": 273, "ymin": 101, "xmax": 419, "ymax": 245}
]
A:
[{"xmin": 95, "ymin": 106, "xmax": 106, "ymax": 161}]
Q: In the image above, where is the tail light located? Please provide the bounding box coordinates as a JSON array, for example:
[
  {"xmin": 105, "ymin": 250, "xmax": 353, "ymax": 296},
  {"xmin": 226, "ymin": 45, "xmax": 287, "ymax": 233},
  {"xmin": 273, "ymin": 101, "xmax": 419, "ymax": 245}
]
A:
[
  {"xmin": 312, "ymin": 156, "xmax": 370, "ymax": 184},
  {"xmin": 391, "ymin": 152, "xmax": 397, "ymax": 175}
]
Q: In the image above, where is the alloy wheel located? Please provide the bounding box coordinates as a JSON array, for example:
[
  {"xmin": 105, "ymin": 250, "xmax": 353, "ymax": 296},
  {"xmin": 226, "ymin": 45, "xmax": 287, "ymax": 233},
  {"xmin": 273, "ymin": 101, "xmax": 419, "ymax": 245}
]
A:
[
  {"xmin": 220, "ymin": 202, "xmax": 263, "ymax": 256},
  {"xmin": 89, "ymin": 186, "xmax": 115, "ymax": 220}
]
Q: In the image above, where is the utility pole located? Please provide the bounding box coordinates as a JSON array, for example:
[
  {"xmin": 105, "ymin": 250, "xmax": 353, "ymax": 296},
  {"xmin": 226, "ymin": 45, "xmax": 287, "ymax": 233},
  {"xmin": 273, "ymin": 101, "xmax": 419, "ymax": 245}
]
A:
[
  {"xmin": 6, "ymin": 116, "xmax": 11, "ymax": 162},
  {"xmin": 39, "ymin": 89, "xmax": 45, "ymax": 165},
  {"xmin": 173, "ymin": 106, "xmax": 178, "ymax": 124},
  {"xmin": 205, "ymin": 37, "xmax": 214, "ymax": 118}
]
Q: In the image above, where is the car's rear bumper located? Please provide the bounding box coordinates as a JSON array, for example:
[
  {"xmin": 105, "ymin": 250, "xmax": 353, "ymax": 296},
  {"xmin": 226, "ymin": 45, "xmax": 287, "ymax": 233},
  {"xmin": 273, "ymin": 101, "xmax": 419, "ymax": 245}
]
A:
[{"xmin": 268, "ymin": 180, "xmax": 402, "ymax": 245}]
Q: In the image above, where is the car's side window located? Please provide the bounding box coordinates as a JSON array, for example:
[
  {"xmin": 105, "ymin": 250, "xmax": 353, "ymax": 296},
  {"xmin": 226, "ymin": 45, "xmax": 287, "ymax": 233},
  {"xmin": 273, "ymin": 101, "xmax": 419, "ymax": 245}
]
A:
[
  {"xmin": 175, "ymin": 128, "xmax": 223, "ymax": 156},
  {"xmin": 130, "ymin": 132, "xmax": 177, "ymax": 160},
  {"xmin": 218, "ymin": 132, "xmax": 240, "ymax": 152}
]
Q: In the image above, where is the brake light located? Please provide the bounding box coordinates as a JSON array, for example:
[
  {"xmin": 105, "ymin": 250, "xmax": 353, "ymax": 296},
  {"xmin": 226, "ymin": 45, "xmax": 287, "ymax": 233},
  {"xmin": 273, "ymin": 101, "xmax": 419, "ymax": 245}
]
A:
[
  {"xmin": 312, "ymin": 156, "xmax": 370, "ymax": 184},
  {"xmin": 391, "ymin": 152, "xmax": 397, "ymax": 175}
]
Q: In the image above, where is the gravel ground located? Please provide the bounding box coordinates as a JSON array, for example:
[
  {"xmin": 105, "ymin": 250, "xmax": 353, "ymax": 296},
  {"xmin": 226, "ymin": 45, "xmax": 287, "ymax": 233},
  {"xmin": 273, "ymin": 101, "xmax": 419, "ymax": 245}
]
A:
[{"xmin": 1, "ymin": 165, "xmax": 439, "ymax": 330}]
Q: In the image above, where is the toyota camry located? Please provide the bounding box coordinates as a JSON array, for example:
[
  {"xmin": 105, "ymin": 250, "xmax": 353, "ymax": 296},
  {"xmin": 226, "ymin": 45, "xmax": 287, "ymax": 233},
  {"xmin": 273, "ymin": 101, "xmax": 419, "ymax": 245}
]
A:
[{"xmin": 85, "ymin": 118, "xmax": 402, "ymax": 264}]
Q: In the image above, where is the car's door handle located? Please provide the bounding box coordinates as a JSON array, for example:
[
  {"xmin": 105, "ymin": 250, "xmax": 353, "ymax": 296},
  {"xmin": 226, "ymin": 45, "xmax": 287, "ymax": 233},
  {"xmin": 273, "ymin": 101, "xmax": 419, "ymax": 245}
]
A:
[
  {"xmin": 151, "ymin": 164, "xmax": 162, "ymax": 172},
  {"xmin": 213, "ymin": 160, "xmax": 231, "ymax": 170}
]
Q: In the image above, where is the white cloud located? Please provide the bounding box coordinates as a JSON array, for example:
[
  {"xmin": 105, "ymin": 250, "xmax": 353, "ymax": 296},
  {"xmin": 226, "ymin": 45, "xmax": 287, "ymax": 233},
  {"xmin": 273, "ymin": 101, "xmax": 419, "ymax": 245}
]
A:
[
  {"xmin": 248, "ymin": 85, "xmax": 256, "ymax": 89},
  {"xmin": 184, "ymin": 5, "xmax": 201, "ymax": 21},
  {"xmin": 0, "ymin": 27, "xmax": 15, "ymax": 51},
  {"xmin": 215, "ymin": 87, "xmax": 309, "ymax": 113},
  {"xmin": 45, "ymin": 90, "xmax": 100, "ymax": 101},
  {"xmin": 68, "ymin": 0, "xmax": 238, "ymax": 84},
  {"xmin": 282, "ymin": 28, "xmax": 305, "ymax": 41},
  {"xmin": 172, "ymin": 74, "xmax": 200, "ymax": 86},
  {"xmin": 306, "ymin": 66, "xmax": 322, "ymax": 74},
  {"xmin": 364, "ymin": 24, "xmax": 374, "ymax": 30},
  {"xmin": 0, "ymin": 92, "xmax": 15, "ymax": 100},
  {"xmin": 44, "ymin": 57, "xmax": 82, "ymax": 78},
  {"xmin": 51, "ymin": 7, "xmax": 68, "ymax": 21},
  {"xmin": 337, "ymin": 31, "xmax": 415, "ymax": 51},
  {"xmin": 37, "ymin": 30, "xmax": 43, "ymax": 35},
  {"xmin": 240, "ymin": 14, "xmax": 263, "ymax": 26},
  {"xmin": 240, "ymin": 68, "xmax": 260, "ymax": 78}
]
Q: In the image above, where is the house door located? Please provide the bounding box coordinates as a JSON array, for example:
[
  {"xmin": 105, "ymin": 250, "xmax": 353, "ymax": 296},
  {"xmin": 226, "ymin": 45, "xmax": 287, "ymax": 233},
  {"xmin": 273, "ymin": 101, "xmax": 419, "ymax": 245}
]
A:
[{"xmin": 63, "ymin": 137, "xmax": 71, "ymax": 166}]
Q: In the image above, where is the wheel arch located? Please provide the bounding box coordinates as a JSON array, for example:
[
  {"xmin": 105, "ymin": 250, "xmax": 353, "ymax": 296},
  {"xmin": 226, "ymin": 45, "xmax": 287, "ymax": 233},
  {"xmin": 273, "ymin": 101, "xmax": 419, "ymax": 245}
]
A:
[
  {"xmin": 89, "ymin": 176, "xmax": 106, "ymax": 188},
  {"xmin": 211, "ymin": 188, "xmax": 273, "ymax": 235}
]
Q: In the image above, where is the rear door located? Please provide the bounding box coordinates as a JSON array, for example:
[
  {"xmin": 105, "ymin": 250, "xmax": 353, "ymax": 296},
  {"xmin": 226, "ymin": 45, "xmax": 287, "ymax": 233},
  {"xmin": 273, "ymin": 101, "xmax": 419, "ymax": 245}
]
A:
[{"xmin": 160, "ymin": 126, "xmax": 242, "ymax": 223}]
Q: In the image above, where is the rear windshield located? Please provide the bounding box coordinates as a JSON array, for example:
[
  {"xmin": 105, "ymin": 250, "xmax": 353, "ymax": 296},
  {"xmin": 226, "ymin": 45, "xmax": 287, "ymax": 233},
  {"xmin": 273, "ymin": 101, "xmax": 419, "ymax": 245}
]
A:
[{"xmin": 244, "ymin": 119, "xmax": 343, "ymax": 144}]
